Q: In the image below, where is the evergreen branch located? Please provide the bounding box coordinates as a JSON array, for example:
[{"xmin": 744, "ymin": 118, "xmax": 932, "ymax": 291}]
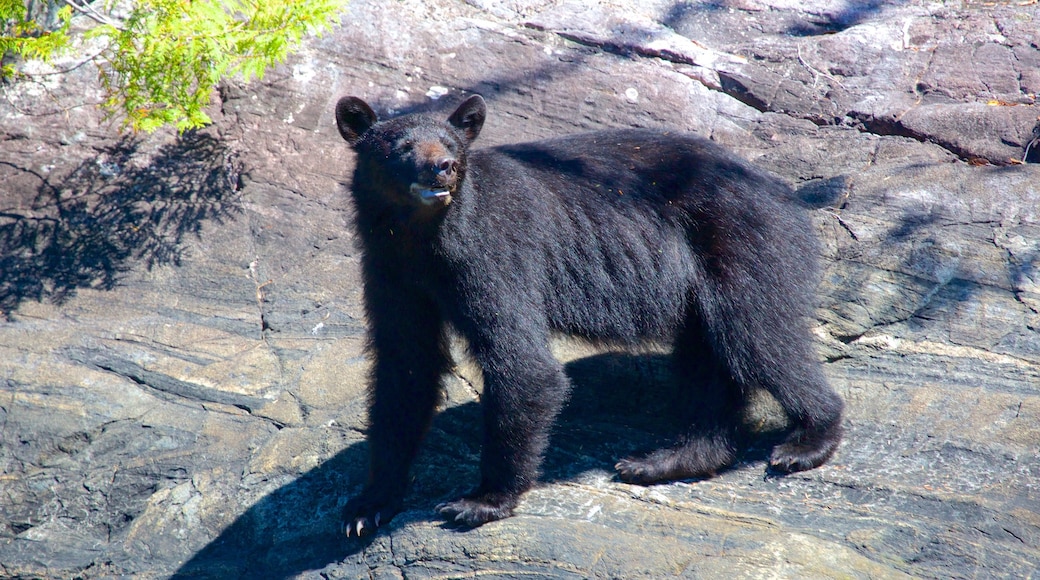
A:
[{"xmin": 3, "ymin": 0, "xmax": 347, "ymax": 132}]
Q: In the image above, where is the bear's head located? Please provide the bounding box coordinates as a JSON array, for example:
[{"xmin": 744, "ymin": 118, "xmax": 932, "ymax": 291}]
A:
[{"xmin": 335, "ymin": 95, "xmax": 486, "ymax": 211}]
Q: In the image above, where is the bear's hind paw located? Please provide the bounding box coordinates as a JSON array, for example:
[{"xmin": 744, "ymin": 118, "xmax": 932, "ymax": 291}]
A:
[
  {"xmin": 615, "ymin": 437, "xmax": 736, "ymax": 485},
  {"xmin": 768, "ymin": 423, "xmax": 843, "ymax": 473},
  {"xmin": 436, "ymin": 491, "xmax": 518, "ymax": 528}
]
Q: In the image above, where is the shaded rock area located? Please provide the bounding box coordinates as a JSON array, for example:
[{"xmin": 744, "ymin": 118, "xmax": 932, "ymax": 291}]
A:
[{"xmin": 1, "ymin": 0, "xmax": 1038, "ymax": 577}]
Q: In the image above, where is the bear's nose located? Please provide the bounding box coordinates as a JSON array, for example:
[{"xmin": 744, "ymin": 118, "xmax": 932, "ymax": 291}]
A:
[{"xmin": 436, "ymin": 157, "xmax": 458, "ymax": 177}]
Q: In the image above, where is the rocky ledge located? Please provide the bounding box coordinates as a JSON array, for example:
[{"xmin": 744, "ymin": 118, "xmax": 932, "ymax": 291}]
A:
[{"xmin": 1, "ymin": 0, "xmax": 1038, "ymax": 578}]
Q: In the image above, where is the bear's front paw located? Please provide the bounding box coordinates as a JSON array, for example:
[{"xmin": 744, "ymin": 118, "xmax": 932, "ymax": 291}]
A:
[
  {"xmin": 342, "ymin": 490, "xmax": 402, "ymax": 538},
  {"xmin": 435, "ymin": 491, "xmax": 518, "ymax": 528}
]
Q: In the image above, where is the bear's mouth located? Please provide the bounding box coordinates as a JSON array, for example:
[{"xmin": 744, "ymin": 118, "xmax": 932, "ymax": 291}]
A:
[{"xmin": 410, "ymin": 183, "xmax": 453, "ymax": 205}]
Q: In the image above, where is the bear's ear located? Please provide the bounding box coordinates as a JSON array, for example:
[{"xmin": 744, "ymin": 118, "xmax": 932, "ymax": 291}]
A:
[
  {"xmin": 447, "ymin": 95, "xmax": 486, "ymax": 142},
  {"xmin": 335, "ymin": 97, "xmax": 378, "ymax": 145}
]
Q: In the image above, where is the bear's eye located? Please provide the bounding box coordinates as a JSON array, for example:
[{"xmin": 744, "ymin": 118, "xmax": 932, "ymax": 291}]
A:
[{"xmin": 400, "ymin": 140, "xmax": 414, "ymax": 152}]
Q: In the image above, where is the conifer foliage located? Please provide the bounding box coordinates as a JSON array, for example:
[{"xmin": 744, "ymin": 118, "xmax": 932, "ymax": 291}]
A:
[{"xmin": 1, "ymin": 0, "xmax": 346, "ymax": 132}]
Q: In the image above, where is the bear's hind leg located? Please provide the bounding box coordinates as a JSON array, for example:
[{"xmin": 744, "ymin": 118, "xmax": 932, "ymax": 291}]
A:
[
  {"xmin": 697, "ymin": 260, "xmax": 844, "ymax": 475},
  {"xmin": 615, "ymin": 325, "xmax": 743, "ymax": 485},
  {"xmin": 727, "ymin": 291, "xmax": 844, "ymax": 474},
  {"xmin": 763, "ymin": 357, "xmax": 843, "ymax": 473}
]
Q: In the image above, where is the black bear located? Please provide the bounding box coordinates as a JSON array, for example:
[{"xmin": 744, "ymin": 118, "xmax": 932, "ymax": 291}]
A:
[{"xmin": 334, "ymin": 94, "xmax": 843, "ymax": 537}]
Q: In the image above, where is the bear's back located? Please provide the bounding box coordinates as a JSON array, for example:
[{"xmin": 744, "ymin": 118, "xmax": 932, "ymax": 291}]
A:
[{"xmin": 472, "ymin": 129, "xmax": 782, "ymax": 206}]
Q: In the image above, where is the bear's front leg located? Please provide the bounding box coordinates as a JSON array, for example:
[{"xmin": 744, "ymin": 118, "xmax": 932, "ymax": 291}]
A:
[
  {"xmin": 437, "ymin": 336, "xmax": 571, "ymax": 527},
  {"xmin": 344, "ymin": 345, "xmax": 447, "ymax": 536},
  {"xmin": 344, "ymin": 290, "xmax": 450, "ymax": 537}
]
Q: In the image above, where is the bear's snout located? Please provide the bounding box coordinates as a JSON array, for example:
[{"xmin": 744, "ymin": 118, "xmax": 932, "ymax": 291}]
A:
[{"xmin": 434, "ymin": 157, "xmax": 459, "ymax": 187}]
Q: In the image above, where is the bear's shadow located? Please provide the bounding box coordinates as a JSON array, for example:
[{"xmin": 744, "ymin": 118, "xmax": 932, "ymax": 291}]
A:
[
  {"xmin": 172, "ymin": 351, "xmax": 787, "ymax": 578},
  {"xmin": 551, "ymin": 351, "xmax": 788, "ymax": 481}
]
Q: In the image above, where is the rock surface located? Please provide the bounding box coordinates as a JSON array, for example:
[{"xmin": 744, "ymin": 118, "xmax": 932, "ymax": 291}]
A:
[{"xmin": 1, "ymin": 0, "xmax": 1039, "ymax": 578}]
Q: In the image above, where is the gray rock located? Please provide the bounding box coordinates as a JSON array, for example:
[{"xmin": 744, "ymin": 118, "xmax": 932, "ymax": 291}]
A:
[{"xmin": 1, "ymin": 0, "xmax": 1038, "ymax": 578}]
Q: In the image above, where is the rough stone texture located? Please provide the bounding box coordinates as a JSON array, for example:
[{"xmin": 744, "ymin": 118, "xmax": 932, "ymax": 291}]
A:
[{"xmin": 1, "ymin": 0, "xmax": 1039, "ymax": 578}]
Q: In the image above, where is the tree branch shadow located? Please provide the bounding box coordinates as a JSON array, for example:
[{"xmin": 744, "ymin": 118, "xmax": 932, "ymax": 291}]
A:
[
  {"xmin": 661, "ymin": 0, "xmax": 903, "ymax": 37},
  {"xmin": 0, "ymin": 131, "xmax": 243, "ymax": 318}
]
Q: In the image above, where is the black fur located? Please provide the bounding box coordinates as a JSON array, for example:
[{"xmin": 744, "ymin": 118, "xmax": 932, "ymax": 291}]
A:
[{"xmin": 334, "ymin": 95, "xmax": 844, "ymax": 536}]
